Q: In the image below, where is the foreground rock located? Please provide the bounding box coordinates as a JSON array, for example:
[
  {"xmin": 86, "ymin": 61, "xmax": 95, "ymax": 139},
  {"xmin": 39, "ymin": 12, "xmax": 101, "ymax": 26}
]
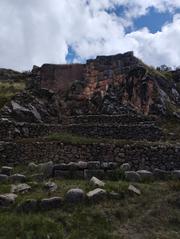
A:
[
  {"xmin": 11, "ymin": 183, "xmax": 31, "ymax": 194},
  {"xmin": 43, "ymin": 182, "xmax": 58, "ymax": 192},
  {"xmin": 87, "ymin": 188, "xmax": 107, "ymax": 202},
  {"xmin": 137, "ymin": 170, "xmax": 154, "ymax": 181},
  {"xmin": 40, "ymin": 197, "xmax": 63, "ymax": 210},
  {"xmin": 65, "ymin": 188, "xmax": 85, "ymax": 204},
  {"xmin": 128, "ymin": 184, "xmax": 141, "ymax": 195},
  {"xmin": 0, "ymin": 193, "xmax": 17, "ymax": 207},
  {"xmin": 90, "ymin": 177, "xmax": 105, "ymax": 187},
  {"xmin": 1, "ymin": 166, "xmax": 13, "ymax": 176},
  {"xmin": 125, "ymin": 171, "xmax": 141, "ymax": 182},
  {"xmin": 9, "ymin": 174, "xmax": 26, "ymax": 183},
  {"xmin": 38, "ymin": 161, "xmax": 53, "ymax": 178},
  {"xmin": 0, "ymin": 174, "xmax": 9, "ymax": 182}
]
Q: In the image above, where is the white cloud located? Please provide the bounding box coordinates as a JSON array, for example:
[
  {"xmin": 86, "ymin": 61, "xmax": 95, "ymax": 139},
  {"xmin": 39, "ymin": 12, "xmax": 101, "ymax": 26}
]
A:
[{"xmin": 0, "ymin": 0, "xmax": 180, "ymax": 70}]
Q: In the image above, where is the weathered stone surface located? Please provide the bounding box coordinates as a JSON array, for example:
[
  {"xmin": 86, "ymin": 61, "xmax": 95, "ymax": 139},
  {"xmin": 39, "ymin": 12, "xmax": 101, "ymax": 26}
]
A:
[
  {"xmin": 125, "ymin": 171, "xmax": 141, "ymax": 182},
  {"xmin": 0, "ymin": 174, "xmax": 9, "ymax": 182},
  {"xmin": 40, "ymin": 197, "xmax": 63, "ymax": 210},
  {"xmin": 9, "ymin": 174, "xmax": 26, "ymax": 183},
  {"xmin": 137, "ymin": 170, "xmax": 153, "ymax": 181},
  {"xmin": 90, "ymin": 177, "xmax": 105, "ymax": 187},
  {"xmin": 84, "ymin": 169, "xmax": 105, "ymax": 180},
  {"xmin": 11, "ymin": 183, "xmax": 31, "ymax": 194},
  {"xmin": 128, "ymin": 184, "xmax": 141, "ymax": 195},
  {"xmin": 17, "ymin": 199, "xmax": 38, "ymax": 213},
  {"xmin": 1, "ymin": 166, "xmax": 13, "ymax": 176},
  {"xmin": 0, "ymin": 193, "xmax": 17, "ymax": 207},
  {"xmin": 77, "ymin": 161, "xmax": 88, "ymax": 169},
  {"xmin": 28, "ymin": 162, "xmax": 38, "ymax": 172},
  {"xmin": 87, "ymin": 188, "xmax": 107, "ymax": 202},
  {"xmin": 43, "ymin": 182, "xmax": 58, "ymax": 192},
  {"xmin": 172, "ymin": 170, "xmax": 180, "ymax": 180},
  {"xmin": 65, "ymin": 188, "xmax": 85, "ymax": 204},
  {"xmin": 120, "ymin": 163, "xmax": 131, "ymax": 172},
  {"xmin": 38, "ymin": 161, "xmax": 53, "ymax": 178}
]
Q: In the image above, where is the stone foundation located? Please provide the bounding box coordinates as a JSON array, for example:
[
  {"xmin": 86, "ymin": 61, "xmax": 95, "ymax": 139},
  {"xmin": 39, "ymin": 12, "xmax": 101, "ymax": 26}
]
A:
[{"xmin": 0, "ymin": 141, "xmax": 179, "ymax": 170}]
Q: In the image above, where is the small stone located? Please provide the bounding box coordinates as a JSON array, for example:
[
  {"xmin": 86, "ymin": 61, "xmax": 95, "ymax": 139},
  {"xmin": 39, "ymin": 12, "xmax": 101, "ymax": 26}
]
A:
[
  {"xmin": 125, "ymin": 171, "xmax": 141, "ymax": 182},
  {"xmin": 9, "ymin": 174, "xmax": 26, "ymax": 183},
  {"xmin": 11, "ymin": 183, "xmax": 31, "ymax": 194},
  {"xmin": 0, "ymin": 174, "xmax": 9, "ymax": 182},
  {"xmin": 87, "ymin": 188, "xmax": 107, "ymax": 202},
  {"xmin": 65, "ymin": 188, "xmax": 85, "ymax": 204},
  {"xmin": 90, "ymin": 176, "xmax": 105, "ymax": 187},
  {"xmin": 172, "ymin": 170, "xmax": 180, "ymax": 180},
  {"xmin": 28, "ymin": 162, "xmax": 38, "ymax": 172},
  {"xmin": 0, "ymin": 193, "xmax": 17, "ymax": 207},
  {"xmin": 128, "ymin": 184, "xmax": 141, "ymax": 195},
  {"xmin": 40, "ymin": 197, "xmax": 63, "ymax": 210},
  {"xmin": 43, "ymin": 182, "xmax": 58, "ymax": 192},
  {"xmin": 17, "ymin": 199, "xmax": 38, "ymax": 213},
  {"xmin": 38, "ymin": 161, "xmax": 53, "ymax": 178},
  {"xmin": 136, "ymin": 170, "xmax": 153, "ymax": 181},
  {"xmin": 1, "ymin": 166, "xmax": 13, "ymax": 176},
  {"xmin": 120, "ymin": 163, "xmax": 130, "ymax": 172},
  {"xmin": 77, "ymin": 161, "xmax": 88, "ymax": 169}
]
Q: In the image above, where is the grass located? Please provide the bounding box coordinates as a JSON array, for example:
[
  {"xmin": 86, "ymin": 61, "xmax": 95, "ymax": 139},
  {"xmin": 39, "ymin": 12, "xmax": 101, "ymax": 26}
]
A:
[
  {"xmin": 0, "ymin": 81, "xmax": 25, "ymax": 109},
  {"xmin": 0, "ymin": 178, "xmax": 180, "ymax": 239}
]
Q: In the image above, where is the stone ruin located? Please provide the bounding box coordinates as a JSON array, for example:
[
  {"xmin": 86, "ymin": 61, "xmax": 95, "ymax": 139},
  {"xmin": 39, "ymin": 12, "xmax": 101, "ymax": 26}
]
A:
[{"xmin": 0, "ymin": 51, "xmax": 179, "ymax": 172}]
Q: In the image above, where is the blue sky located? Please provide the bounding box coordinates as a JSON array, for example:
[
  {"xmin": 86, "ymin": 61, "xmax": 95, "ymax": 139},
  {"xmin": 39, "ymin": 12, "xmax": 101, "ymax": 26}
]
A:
[{"xmin": 1, "ymin": 0, "xmax": 180, "ymax": 70}]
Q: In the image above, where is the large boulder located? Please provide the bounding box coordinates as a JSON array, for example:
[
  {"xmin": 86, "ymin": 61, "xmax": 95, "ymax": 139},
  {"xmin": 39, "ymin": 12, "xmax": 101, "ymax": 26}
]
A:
[
  {"xmin": 125, "ymin": 171, "xmax": 141, "ymax": 182},
  {"xmin": 40, "ymin": 197, "xmax": 63, "ymax": 210},
  {"xmin": 136, "ymin": 170, "xmax": 153, "ymax": 181},
  {"xmin": 65, "ymin": 188, "xmax": 85, "ymax": 204},
  {"xmin": 0, "ymin": 193, "xmax": 17, "ymax": 207}
]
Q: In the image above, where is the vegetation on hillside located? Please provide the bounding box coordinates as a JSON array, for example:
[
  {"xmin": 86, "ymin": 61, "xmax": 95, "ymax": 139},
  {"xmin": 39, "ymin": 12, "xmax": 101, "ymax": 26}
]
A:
[
  {"xmin": 0, "ymin": 81, "xmax": 25, "ymax": 109},
  {"xmin": 0, "ymin": 178, "xmax": 180, "ymax": 239}
]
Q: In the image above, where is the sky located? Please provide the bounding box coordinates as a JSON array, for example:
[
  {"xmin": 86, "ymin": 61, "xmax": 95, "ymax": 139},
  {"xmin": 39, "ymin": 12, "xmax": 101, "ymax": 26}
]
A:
[{"xmin": 0, "ymin": 0, "xmax": 180, "ymax": 71}]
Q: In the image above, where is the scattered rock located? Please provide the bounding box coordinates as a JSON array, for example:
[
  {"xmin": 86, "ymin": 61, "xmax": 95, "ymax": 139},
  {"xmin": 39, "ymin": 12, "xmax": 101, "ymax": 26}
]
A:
[
  {"xmin": 11, "ymin": 183, "xmax": 31, "ymax": 194},
  {"xmin": 120, "ymin": 163, "xmax": 131, "ymax": 172},
  {"xmin": 65, "ymin": 188, "xmax": 85, "ymax": 204},
  {"xmin": 90, "ymin": 176, "xmax": 105, "ymax": 187},
  {"xmin": 0, "ymin": 174, "xmax": 9, "ymax": 182},
  {"xmin": 1, "ymin": 166, "xmax": 13, "ymax": 176},
  {"xmin": 38, "ymin": 161, "xmax": 53, "ymax": 178},
  {"xmin": 28, "ymin": 162, "xmax": 38, "ymax": 172},
  {"xmin": 17, "ymin": 199, "xmax": 38, "ymax": 213},
  {"xmin": 128, "ymin": 184, "xmax": 141, "ymax": 195},
  {"xmin": 77, "ymin": 161, "xmax": 88, "ymax": 169},
  {"xmin": 40, "ymin": 197, "xmax": 63, "ymax": 210},
  {"xmin": 9, "ymin": 174, "xmax": 26, "ymax": 183},
  {"xmin": 172, "ymin": 170, "xmax": 180, "ymax": 180},
  {"xmin": 125, "ymin": 171, "xmax": 141, "ymax": 182},
  {"xmin": 87, "ymin": 188, "xmax": 107, "ymax": 202},
  {"xmin": 43, "ymin": 182, "xmax": 58, "ymax": 192},
  {"xmin": 137, "ymin": 170, "xmax": 153, "ymax": 181},
  {"xmin": 0, "ymin": 193, "xmax": 17, "ymax": 207}
]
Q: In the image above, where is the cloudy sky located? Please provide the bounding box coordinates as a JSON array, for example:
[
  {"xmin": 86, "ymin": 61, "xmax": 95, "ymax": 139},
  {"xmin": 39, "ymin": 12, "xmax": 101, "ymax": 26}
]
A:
[{"xmin": 0, "ymin": 0, "xmax": 180, "ymax": 71}]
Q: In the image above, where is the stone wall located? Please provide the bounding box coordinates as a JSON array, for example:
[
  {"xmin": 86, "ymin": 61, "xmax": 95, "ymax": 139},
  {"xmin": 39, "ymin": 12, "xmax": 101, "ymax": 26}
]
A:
[
  {"xmin": 40, "ymin": 64, "xmax": 84, "ymax": 93},
  {"xmin": 0, "ymin": 120, "xmax": 63, "ymax": 141},
  {"xmin": 0, "ymin": 141, "xmax": 179, "ymax": 170}
]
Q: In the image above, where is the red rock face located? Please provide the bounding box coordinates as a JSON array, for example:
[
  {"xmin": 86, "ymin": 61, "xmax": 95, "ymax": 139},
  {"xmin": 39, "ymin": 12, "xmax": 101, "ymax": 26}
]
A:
[{"xmin": 40, "ymin": 64, "xmax": 85, "ymax": 93}]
